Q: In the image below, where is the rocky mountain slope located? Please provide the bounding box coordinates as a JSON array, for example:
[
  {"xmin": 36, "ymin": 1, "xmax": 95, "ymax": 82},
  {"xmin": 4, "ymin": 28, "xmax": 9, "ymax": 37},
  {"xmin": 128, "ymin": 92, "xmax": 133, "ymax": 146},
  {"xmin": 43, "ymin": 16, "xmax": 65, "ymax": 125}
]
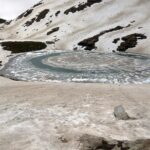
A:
[{"xmin": 0, "ymin": 0, "xmax": 150, "ymax": 54}]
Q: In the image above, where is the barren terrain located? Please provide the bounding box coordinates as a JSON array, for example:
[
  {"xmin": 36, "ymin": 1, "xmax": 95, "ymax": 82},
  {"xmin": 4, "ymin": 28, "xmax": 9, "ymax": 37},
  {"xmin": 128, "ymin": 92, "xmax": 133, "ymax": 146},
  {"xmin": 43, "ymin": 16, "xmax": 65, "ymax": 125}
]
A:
[{"xmin": 0, "ymin": 77, "xmax": 150, "ymax": 149}]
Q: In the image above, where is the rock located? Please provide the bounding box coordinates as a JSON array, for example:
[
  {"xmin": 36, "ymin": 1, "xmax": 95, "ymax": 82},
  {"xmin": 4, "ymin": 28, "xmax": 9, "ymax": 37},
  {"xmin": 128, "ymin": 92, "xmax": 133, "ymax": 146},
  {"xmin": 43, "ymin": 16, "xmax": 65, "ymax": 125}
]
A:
[
  {"xmin": 1, "ymin": 41, "xmax": 47, "ymax": 53},
  {"xmin": 58, "ymin": 135, "xmax": 68, "ymax": 143},
  {"xmin": 0, "ymin": 18, "xmax": 6, "ymax": 24},
  {"xmin": 114, "ymin": 105, "xmax": 130, "ymax": 120},
  {"xmin": 79, "ymin": 134, "xmax": 150, "ymax": 150}
]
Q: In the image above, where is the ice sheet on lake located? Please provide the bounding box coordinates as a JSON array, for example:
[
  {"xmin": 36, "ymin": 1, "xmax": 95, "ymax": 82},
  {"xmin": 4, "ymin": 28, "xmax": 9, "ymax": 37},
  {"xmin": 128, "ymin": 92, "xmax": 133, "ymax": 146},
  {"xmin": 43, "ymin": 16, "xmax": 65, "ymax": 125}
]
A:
[{"xmin": 0, "ymin": 51, "xmax": 150, "ymax": 84}]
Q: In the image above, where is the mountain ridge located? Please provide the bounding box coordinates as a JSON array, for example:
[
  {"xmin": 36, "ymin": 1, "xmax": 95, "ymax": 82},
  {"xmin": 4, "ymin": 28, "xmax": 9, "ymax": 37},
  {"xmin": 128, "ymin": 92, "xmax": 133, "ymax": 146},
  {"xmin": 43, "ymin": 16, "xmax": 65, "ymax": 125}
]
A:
[{"xmin": 0, "ymin": 0, "xmax": 150, "ymax": 54}]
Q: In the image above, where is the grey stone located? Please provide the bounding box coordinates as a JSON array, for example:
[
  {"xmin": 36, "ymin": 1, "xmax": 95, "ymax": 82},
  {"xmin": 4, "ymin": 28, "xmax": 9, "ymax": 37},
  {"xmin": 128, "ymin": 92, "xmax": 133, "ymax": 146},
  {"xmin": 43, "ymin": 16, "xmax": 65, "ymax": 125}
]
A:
[{"xmin": 114, "ymin": 105, "xmax": 130, "ymax": 120}]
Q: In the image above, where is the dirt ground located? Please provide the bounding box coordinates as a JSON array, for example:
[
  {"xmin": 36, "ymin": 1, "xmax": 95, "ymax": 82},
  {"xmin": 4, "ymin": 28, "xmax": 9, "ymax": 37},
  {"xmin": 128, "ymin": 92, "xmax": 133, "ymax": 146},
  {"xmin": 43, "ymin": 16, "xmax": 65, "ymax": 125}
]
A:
[{"xmin": 0, "ymin": 76, "xmax": 150, "ymax": 150}]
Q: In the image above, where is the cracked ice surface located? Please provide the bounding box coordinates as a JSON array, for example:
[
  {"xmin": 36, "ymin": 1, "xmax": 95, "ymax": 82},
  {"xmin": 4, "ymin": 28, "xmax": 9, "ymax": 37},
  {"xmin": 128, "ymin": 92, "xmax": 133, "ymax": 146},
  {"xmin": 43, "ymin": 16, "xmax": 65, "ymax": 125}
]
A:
[{"xmin": 1, "ymin": 50, "xmax": 150, "ymax": 84}]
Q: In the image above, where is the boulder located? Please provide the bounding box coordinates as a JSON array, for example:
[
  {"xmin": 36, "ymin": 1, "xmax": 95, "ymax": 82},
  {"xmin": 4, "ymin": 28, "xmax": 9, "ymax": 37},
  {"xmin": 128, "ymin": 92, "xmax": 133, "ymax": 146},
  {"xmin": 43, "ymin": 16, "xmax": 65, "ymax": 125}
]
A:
[{"xmin": 114, "ymin": 105, "xmax": 130, "ymax": 120}]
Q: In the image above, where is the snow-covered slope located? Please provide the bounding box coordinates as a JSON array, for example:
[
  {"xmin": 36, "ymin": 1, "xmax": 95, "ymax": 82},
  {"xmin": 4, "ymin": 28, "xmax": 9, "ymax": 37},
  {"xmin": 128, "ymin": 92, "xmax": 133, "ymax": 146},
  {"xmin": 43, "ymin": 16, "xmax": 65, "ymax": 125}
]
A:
[{"xmin": 0, "ymin": 0, "xmax": 150, "ymax": 54}]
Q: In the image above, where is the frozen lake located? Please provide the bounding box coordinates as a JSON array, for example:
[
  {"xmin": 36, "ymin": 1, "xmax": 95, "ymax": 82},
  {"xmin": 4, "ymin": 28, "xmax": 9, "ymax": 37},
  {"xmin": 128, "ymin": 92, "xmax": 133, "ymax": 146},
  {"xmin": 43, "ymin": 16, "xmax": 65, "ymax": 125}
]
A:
[{"xmin": 1, "ymin": 51, "xmax": 150, "ymax": 84}]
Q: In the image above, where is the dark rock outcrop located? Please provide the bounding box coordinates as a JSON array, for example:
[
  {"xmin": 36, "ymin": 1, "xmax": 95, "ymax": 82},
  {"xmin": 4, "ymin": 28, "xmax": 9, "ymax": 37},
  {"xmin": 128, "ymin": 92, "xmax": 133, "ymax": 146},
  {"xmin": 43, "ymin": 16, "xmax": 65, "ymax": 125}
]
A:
[
  {"xmin": 17, "ymin": 9, "xmax": 33, "ymax": 20},
  {"xmin": 47, "ymin": 27, "xmax": 59, "ymax": 35},
  {"xmin": 1, "ymin": 41, "xmax": 47, "ymax": 53},
  {"xmin": 113, "ymin": 38, "xmax": 120, "ymax": 44},
  {"xmin": 33, "ymin": 1, "xmax": 43, "ymax": 8},
  {"xmin": 55, "ymin": 11, "xmax": 61, "ymax": 16},
  {"xmin": 64, "ymin": 0, "xmax": 102, "ymax": 15},
  {"xmin": 78, "ymin": 25, "xmax": 130, "ymax": 50},
  {"xmin": 24, "ymin": 9, "xmax": 49, "ymax": 26},
  {"xmin": 0, "ymin": 18, "xmax": 6, "ymax": 24},
  {"xmin": 36, "ymin": 9, "xmax": 49, "ymax": 22},
  {"xmin": 117, "ymin": 33, "xmax": 147, "ymax": 52}
]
